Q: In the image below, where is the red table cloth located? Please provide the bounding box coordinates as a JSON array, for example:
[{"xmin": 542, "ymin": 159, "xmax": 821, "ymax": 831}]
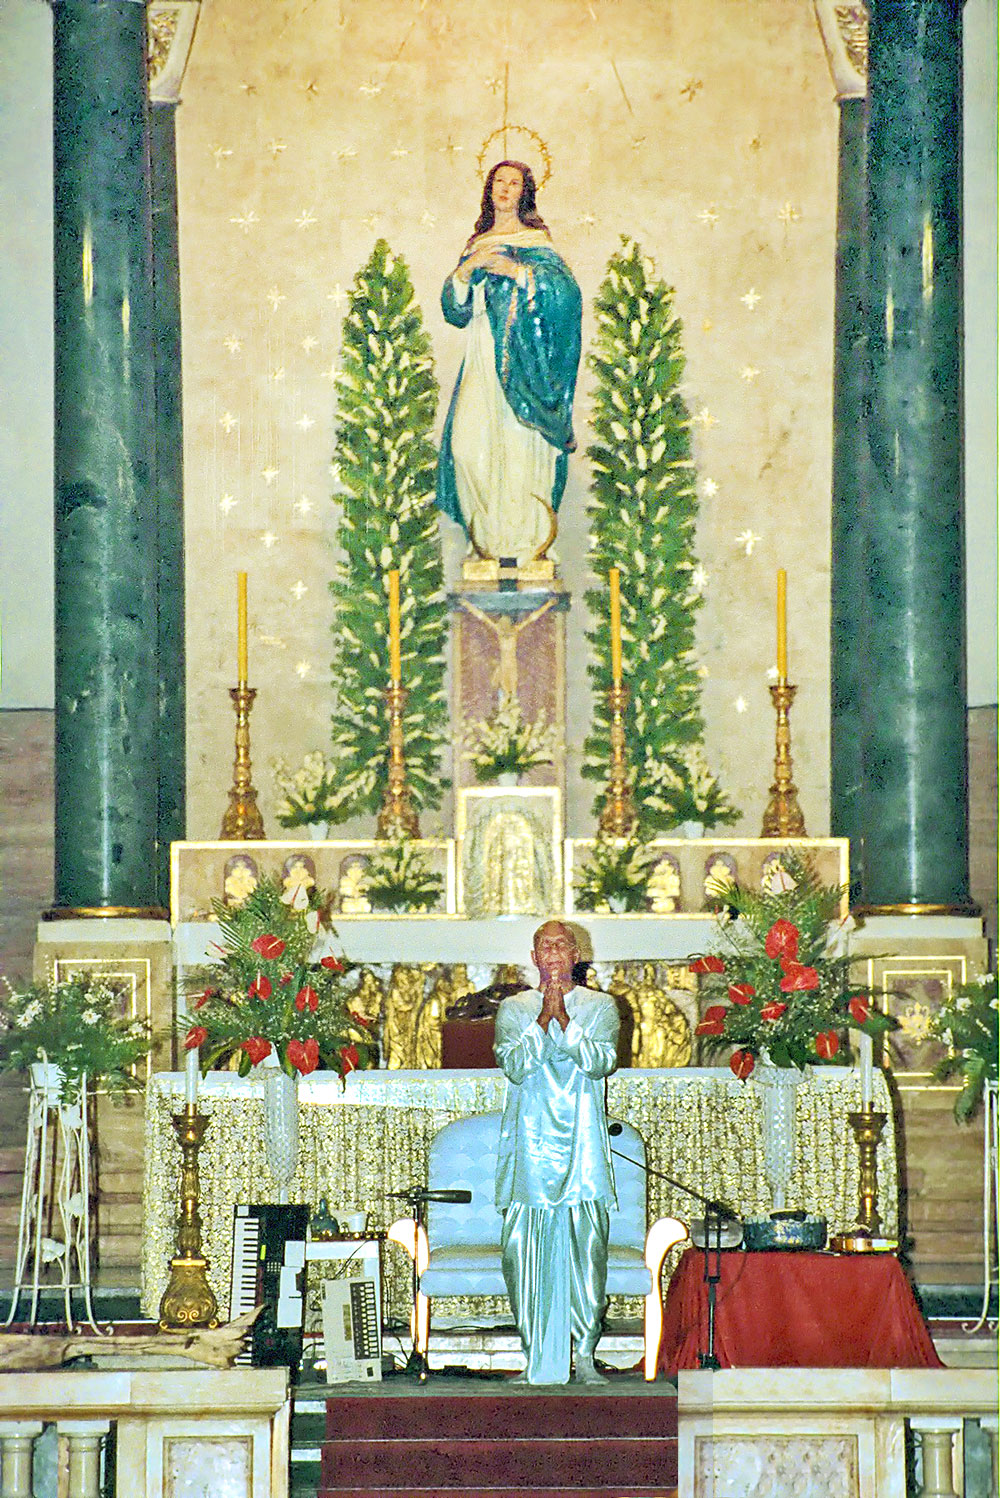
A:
[{"xmin": 657, "ymin": 1248, "xmax": 943, "ymax": 1373}]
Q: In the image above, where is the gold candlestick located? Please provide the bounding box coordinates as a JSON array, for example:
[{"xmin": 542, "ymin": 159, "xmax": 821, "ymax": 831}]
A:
[
  {"xmin": 376, "ymin": 683, "xmax": 421, "ymax": 839},
  {"xmin": 159, "ymin": 1106, "xmax": 219, "ymax": 1330},
  {"xmin": 598, "ymin": 682, "xmax": 638, "ymax": 838},
  {"xmin": 761, "ymin": 679, "xmax": 807, "ymax": 836},
  {"xmin": 220, "ymin": 684, "xmax": 265, "ymax": 840},
  {"xmin": 829, "ymin": 1107, "xmax": 898, "ymax": 1253}
]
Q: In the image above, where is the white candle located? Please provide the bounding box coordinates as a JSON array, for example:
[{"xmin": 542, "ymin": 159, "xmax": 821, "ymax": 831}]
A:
[
  {"xmin": 185, "ymin": 1045, "xmax": 200, "ymax": 1107},
  {"xmin": 859, "ymin": 1030, "xmax": 873, "ymax": 1110}
]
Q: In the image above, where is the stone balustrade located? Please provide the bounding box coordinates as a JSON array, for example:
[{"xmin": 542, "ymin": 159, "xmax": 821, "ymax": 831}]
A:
[
  {"xmin": 678, "ymin": 1366, "xmax": 998, "ymax": 1498},
  {"xmin": 0, "ymin": 1369, "xmax": 289, "ymax": 1498}
]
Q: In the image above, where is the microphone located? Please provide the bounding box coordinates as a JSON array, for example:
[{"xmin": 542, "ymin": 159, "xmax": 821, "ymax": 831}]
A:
[
  {"xmin": 387, "ymin": 1188, "xmax": 473, "ymax": 1204},
  {"xmin": 608, "ymin": 1122, "xmax": 623, "ymax": 1136}
]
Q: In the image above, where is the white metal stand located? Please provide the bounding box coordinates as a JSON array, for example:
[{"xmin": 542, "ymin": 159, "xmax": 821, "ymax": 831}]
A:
[
  {"xmin": 964, "ymin": 1078, "xmax": 998, "ymax": 1335},
  {"xmin": 4, "ymin": 1064, "xmax": 103, "ymax": 1333}
]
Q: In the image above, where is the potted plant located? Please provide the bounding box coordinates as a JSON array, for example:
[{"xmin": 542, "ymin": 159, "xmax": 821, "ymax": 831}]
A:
[
  {"xmin": 463, "ymin": 691, "xmax": 557, "ymax": 785},
  {"xmin": 931, "ymin": 972, "xmax": 998, "ymax": 1121},
  {"xmin": 183, "ymin": 874, "xmax": 377, "ymax": 1080},
  {"xmin": 574, "ymin": 834, "xmax": 660, "ymax": 913},
  {"xmin": 0, "ymin": 974, "xmax": 150, "ymax": 1105},
  {"xmin": 271, "ymin": 750, "xmax": 356, "ymax": 837},
  {"xmin": 642, "ymin": 744, "xmax": 739, "ymax": 835},
  {"xmin": 362, "ymin": 838, "xmax": 444, "ymax": 914},
  {"xmin": 690, "ymin": 854, "xmax": 895, "ymax": 1077}
]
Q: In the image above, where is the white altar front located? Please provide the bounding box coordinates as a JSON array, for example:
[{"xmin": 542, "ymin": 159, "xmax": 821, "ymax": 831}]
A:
[{"xmin": 141, "ymin": 1066, "xmax": 897, "ymax": 1324}]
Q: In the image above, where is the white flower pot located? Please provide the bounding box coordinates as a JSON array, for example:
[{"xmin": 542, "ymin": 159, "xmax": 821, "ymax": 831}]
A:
[
  {"xmin": 307, "ymin": 821, "xmax": 330, "ymax": 841},
  {"xmin": 681, "ymin": 821, "xmax": 706, "ymax": 839},
  {"xmin": 263, "ymin": 1066, "xmax": 299, "ymax": 1203},
  {"xmin": 29, "ymin": 1062, "xmax": 67, "ymax": 1107},
  {"xmin": 607, "ymin": 894, "xmax": 628, "ymax": 914},
  {"xmin": 496, "ymin": 772, "xmax": 519, "ymax": 788}
]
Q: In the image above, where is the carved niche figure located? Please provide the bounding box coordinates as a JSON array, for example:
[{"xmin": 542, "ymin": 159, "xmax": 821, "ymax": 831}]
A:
[{"xmin": 436, "ymin": 161, "xmax": 582, "ymax": 564}]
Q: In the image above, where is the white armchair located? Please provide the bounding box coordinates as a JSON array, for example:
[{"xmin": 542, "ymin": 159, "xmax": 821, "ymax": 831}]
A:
[{"xmin": 388, "ymin": 1111, "xmax": 687, "ymax": 1380}]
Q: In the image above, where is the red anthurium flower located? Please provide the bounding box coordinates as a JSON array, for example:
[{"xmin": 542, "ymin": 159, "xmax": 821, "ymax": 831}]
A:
[
  {"xmin": 728, "ymin": 983, "xmax": 756, "ymax": 1006},
  {"xmin": 339, "ymin": 1044, "xmax": 360, "ymax": 1075},
  {"xmin": 248, "ymin": 973, "xmax": 272, "ymax": 1001},
  {"xmin": 730, "ymin": 1049, "xmax": 755, "ymax": 1080},
  {"xmin": 779, "ymin": 963, "xmax": 820, "ymax": 992},
  {"xmin": 193, "ymin": 986, "xmax": 217, "ymax": 1010},
  {"xmin": 759, "ymin": 1001, "xmax": 788, "ymax": 1022},
  {"xmin": 848, "ymin": 995, "xmax": 870, "ymax": 1024},
  {"xmin": 184, "ymin": 1026, "xmax": 207, "ymax": 1049},
  {"xmin": 279, "ymin": 973, "xmax": 292, "ymax": 987},
  {"xmin": 690, "ymin": 955, "xmax": 726, "ymax": 975},
  {"xmin": 321, "ymin": 955, "xmax": 345, "ymax": 972},
  {"xmin": 815, "ymin": 1030, "xmax": 840, "ymax": 1059},
  {"xmin": 350, "ymin": 1011, "xmax": 372, "ymax": 1029},
  {"xmin": 287, "ymin": 1037, "xmax": 320, "ymax": 1075},
  {"xmin": 295, "ymin": 984, "xmax": 319, "ymax": 1013},
  {"xmin": 764, "ymin": 919, "xmax": 799, "ymax": 962},
  {"xmin": 251, "ymin": 933, "xmax": 286, "ymax": 961},
  {"xmin": 243, "ymin": 1036, "xmax": 272, "ymax": 1065},
  {"xmin": 695, "ymin": 1004, "xmax": 728, "ymax": 1036}
]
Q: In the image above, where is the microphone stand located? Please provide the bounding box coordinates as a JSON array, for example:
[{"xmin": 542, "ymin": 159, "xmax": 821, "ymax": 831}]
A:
[
  {"xmin": 609, "ymin": 1131, "xmax": 739, "ymax": 1372},
  {"xmin": 387, "ymin": 1187, "xmax": 473, "ymax": 1380}
]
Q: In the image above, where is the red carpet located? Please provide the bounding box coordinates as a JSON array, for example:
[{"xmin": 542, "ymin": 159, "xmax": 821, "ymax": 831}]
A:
[{"xmin": 320, "ymin": 1389, "xmax": 678, "ymax": 1497}]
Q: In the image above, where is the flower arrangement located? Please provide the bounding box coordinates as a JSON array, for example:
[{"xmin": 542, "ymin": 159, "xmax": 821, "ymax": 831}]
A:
[
  {"xmin": 0, "ymin": 975, "xmax": 150, "ymax": 1104},
  {"xmin": 361, "ymin": 838, "xmax": 443, "ymax": 913},
  {"xmin": 690, "ymin": 853, "xmax": 896, "ymax": 1076},
  {"xmin": 641, "ymin": 744, "xmax": 739, "ymax": 831},
  {"xmin": 930, "ymin": 972, "xmax": 998, "ymax": 1121},
  {"xmin": 574, "ymin": 834, "xmax": 660, "ymax": 913},
  {"xmin": 271, "ymin": 751, "xmax": 357, "ymax": 830},
  {"xmin": 184, "ymin": 874, "xmax": 377, "ymax": 1079},
  {"xmin": 463, "ymin": 691, "xmax": 557, "ymax": 783}
]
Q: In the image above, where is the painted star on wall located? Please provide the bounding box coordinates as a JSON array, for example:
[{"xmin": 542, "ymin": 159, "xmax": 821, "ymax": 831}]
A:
[
  {"xmin": 740, "ymin": 365, "xmax": 761, "ymax": 382},
  {"xmin": 295, "ymin": 209, "xmax": 318, "ymax": 229},
  {"xmin": 702, "ymin": 477, "xmax": 719, "ymax": 497},
  {"xmin": 735, "ymin": 530, "xmax": 762, "ymax": 556},
  {"xmin": 260, "ymin": 531, "xmax": 278, "ymax": 549},
  {"xmin": 229, "ymin": 208, "xmax": 259, "ymax": 233},
  {"xmin": 295, "ymin": 414, "xmax": 315, "ymax": 431},
  {"xmin": 291, "ymin": 581, "xmax": 308, "ymax": 600},
  {"xmin": 261, "ymin": 466, "xmax": 279, "ymax": 485},
  {"xmin": 740, "ymin": 287, "xmax": 762, "ymax": 310},
  {"xmin": 694, "ymin": 408, "xmax": 717, "ymax": 430},
  {"xmin": 301, "ymin": 335, "xmax": 319, "ymax": 353},
  {"xmin": 266, "ymin": 286, "xmax": 286, "ymax": 311},
  {"xmin": 691, "ymin": 565, "xmax": 709, "ymax": 592},
  {"xmin": 295, "ymin": 660, "xmax": 312, "ymax": 679},
  {"xmin": 212, "ymin": 145, "xmax": 233, "ymax": 168},
  {"xmin": 219, "ymin": 494, "xmax": 237, "ymax": 514},
  {"xmin": 778, "ymin": 202, "xmax": 802, "ymax": 225},
  {"xmin": 223, "ymin": 335, "xmax": 243, "ymax": 355},
  {"xmin": 267, "ymin": 139, "xmax": 287, "ymax": 158},
  {"xmin": 293, "ymin": 496, "xmax": 314, "ymax": 516},
  {"xmin": 733, "ymin": 696, "xmax": 748, "ymax": 714},
  {"xmin": 327, "ymin": 284, "xmax": 348, "ymax": 308},
  {"xmin": 697, "ymin": 205, "xmax": 719, "ymax": 228},
  {"xmin": 219, "ymin": 411, "xmax": 239, "ymax": 433}
]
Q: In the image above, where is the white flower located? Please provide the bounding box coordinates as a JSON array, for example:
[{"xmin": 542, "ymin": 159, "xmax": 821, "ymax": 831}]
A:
[
  {"xmin": 81, "ymin": 1008, "xmax": 100, "ymax": 1025},
  {"xmin": 955, "ymin": 995, "xmax": 971, "ymax": 1011},
  {"xmin": 16, "ymin": 999, "xmax": 42, "ymax": 1029}
]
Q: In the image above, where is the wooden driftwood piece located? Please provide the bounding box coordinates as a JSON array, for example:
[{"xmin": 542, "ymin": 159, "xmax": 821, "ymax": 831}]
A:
[{"xmin": 0, "ymin": 1307, "xmax": 262, "ymax": 1372}]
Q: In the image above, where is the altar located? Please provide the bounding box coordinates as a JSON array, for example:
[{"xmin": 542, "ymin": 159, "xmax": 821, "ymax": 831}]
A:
[{"xmin": 141, "ymin": 1066, "xmax": 898, "ymax": 1325}]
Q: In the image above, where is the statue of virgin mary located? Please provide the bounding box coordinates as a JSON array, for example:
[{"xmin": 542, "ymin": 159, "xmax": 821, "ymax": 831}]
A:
[{"xmin": 435, "ymin": 161, "xmax": 582, "ymax": 564}]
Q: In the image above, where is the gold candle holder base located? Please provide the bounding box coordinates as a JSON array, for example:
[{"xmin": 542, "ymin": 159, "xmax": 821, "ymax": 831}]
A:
[
  {"xmin": 220, "ymin": 684, "xmax": 265, "ymax": 840},
  {"xmin": 761, "ymin": 679, "xmax": 807, "ymax": 837},
  {"xmin": 159, "ymin": 1106, "xmax": 219, "ymax": 1330},
  {"xmin": 376, "ymin": 682, "xmax": 421, "ymax": 839},
  {"xmin": 828, "ymin": 1106, "xmax": 899, "ymax": 1254},
  {"xmin": 598, "ymin": 682, "xmax": 638, "ymax": 838}
]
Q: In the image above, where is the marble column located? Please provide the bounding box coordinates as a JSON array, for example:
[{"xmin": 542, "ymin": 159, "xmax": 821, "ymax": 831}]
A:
[
  {"xmin": 829, "ymin": 93, "xmax": 868, "ymax": 897},
  {"xmin": 150, "ymin": 100, "xmax": 186, "ymax": 902},
  {"xmin": 52, "ymin": 0, "xmax": 163, "ymax": 914},
  {"xmin": 857, "ymin": 0, "xmax": 972, "ymax": 911}
]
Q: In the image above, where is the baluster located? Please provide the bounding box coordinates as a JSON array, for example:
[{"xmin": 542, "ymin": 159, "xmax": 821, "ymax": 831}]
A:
[
  {"xmin": 910, "ymin": 1417, "xmax": 962, "ymax": 1498},
  {"xmin": 979, "ymin": 1413, "xmax": 998, "ymax": 1495},
  {"xmin": 0, "ymin": 1422, "xmax": 43, "ymax": 1498},
  {"xmin": 59, "ymin": 1423, "xmax": 109, "ymax": 1498}
]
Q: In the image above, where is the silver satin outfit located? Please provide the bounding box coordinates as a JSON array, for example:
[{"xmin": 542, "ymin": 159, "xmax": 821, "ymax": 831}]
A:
[{"xmin": 494, "ymin": 986, "xmax": 619, "ymax": 1384}]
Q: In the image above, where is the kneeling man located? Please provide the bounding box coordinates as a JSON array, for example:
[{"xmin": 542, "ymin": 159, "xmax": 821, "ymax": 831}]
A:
[{"xmin": 494, "ymin": 920, "xmax": 619, "ymax": 1384}]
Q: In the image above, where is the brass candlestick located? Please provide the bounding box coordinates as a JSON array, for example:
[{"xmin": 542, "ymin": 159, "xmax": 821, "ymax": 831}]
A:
[
  {"xmin": 220, "ymin": 684, "xmax": 265, "ymax": 839},
  {"xmin": 598, "ymin": 682, "xmax": 639, "ymax": 838},
  {"xmin": 376, "ymin": 682, "xmax": 421, "ymax": 839},
  {"xmin": 159, "ymin": 1106, "xmax": 220, "ymax": 1329},
  {"xmin": 829, "ymin": 1106, "xmax": 897, "ymax": 1253},
  {"xmin": 761, "ymin": 679, "xmax": 807, "ymax": 836}
]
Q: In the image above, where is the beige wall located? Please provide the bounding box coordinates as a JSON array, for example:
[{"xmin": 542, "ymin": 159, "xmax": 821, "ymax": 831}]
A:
[{"xmin": 177, "ymin": 0, "xmax": 838, "ymax": 839}]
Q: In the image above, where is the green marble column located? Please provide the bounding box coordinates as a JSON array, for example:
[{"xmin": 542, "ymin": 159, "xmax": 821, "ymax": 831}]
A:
[
  {"xmin": 52, "ymin": 0, "xmax": 163, "ymax": 914},
  {"xmin": 151, "ymin": 101, "xmax": 186, "ymax": 904},
  {"xmin": 858, "ymin": 0, "xmax": 972, "ymax": 912},
  {"xmin": 829, "ymin": 95, "xmax": 868, "ymax": 898}
]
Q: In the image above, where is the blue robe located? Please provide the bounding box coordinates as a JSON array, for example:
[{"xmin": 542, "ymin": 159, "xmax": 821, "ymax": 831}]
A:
[
  {"xmin": 494, "ymin": 987, "xmax": 619, "ymax": 1382},
  {"xmin": 436, "ymin": 241, "xmax": 582, "ymax": 531}
]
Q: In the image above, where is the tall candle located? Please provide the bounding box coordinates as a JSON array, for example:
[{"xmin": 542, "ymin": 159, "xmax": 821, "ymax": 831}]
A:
[
  {"xmin": 609, "ymin": 568, "xmax": 623, "ymax": 685},
  {"xmin": 237, "ymin": 572, "xmax": 248, "ymax": 684},
  {"xmin": 388, "ymin": 569, "xmax": 401, "ymax": 684},
  {"xmin": 776, "ymin": 568, "xmax": 788, "ymax": 681},
  {"xmin": 185, "ymin": 1043, "xmax": 200, "ymax": 1107},
  {"xmin": 859, "ymin": 1030, "xmax": 873, "ymax": 1110}
]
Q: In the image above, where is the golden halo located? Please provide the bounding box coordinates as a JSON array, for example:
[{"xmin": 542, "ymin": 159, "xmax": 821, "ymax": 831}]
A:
[{"xmin": 476, "ymin": 125, "xmax": 552, "ymax": 190}]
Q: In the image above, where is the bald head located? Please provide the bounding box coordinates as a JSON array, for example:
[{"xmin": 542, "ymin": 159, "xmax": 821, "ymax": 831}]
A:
[{"xmin": 532, "ymin": 921, "xmax": 578, "ymax": 985}]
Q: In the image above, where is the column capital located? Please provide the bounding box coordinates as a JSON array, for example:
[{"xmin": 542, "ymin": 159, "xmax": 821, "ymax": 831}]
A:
[
  {"xmin": 812, "ymin": 1, "xmax": 867, "ymax": 100},
  {"xmin": 148, "ymin": 2, "xmax": 201, "ymax": 104}
]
